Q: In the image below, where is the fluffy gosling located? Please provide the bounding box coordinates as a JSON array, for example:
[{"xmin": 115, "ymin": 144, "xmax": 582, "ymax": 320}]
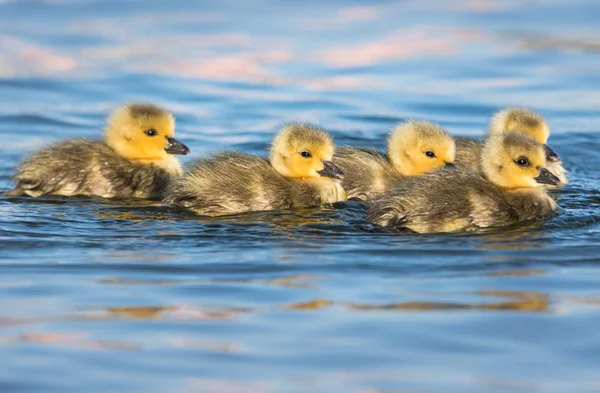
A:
[
  {"xmin": 455, "ymin": 107, "xmax": 568, "ymax": 186},
  {"xmin": 367, "ymin": 132, "xmax": 560, "ymax": 233},
  {"xmin": 163, "ymin": 123, "xmax": 346, "ymax": 216},
  {"xmin": 334, "ymin": 120, "xmax": 455, "ymax": 200},
  {"xmin": 5, "ymin": 103, "xmax": 189, "ymax": 199}
]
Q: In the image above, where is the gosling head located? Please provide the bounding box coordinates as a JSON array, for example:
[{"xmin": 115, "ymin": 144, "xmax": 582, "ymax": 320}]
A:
[
  {"xmin": 489, "ymin": 107, "xmax": 560, "ymax": 163},
  {"xmin": 387, "ymin": 120, "xmax": 456, "ymax": 177},
  {"xmin": 269, "ymin": 123, "xmax": 344, "ymax": 181},
  {"xmin": 104, "ymin": 103, "xmax": 190, "ymax": 164},
  {"xmin": 481, "ymin": 132, "xmax": 561, "ymax": 189}
]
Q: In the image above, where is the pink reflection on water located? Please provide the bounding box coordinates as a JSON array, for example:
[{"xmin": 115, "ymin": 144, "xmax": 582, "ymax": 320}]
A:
[
  {"xmin": 319, "ymin": 28, "xmax": 487, "ymax": 67},
  {"xmin": 302, "ymin": 75, "xmax": 383, "ymax": 91},
  {"xmin": 0, "ymin": 35, "xmax": 77, "ymax": 76},
  {"xmin": 0, "ymin": 331, "xmax": 140, "ymax": 350},
  {"xmin": 0, "ymin": 3, "xmax": 529, "ymax": 92},
  {"xmin": 161, "ymin": 50, "xmax": 293, "ymax": 83},
  {"xmin": 337, "ymin": 6, "xmax": 380, "ymax": 23}
]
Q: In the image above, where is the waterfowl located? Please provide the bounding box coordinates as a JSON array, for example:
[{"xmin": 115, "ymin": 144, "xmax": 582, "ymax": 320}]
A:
[
  {"xmin": 5, "ymin": 103, "xmax": 190, "ymax": 199},
  {"xmin": 366, "ymin": 132, "xmax": 560, "ymax": 233},
  {"xmin": 163, "ymin": 123, "xmax": 346, "ymax": 216},
  {"xmin": 455, "ymin": 107, "xmax": 568, "ymax": 186},
  {"xmin": 334, "ymin": 120, "xmax": 455, "ymax": 200}
]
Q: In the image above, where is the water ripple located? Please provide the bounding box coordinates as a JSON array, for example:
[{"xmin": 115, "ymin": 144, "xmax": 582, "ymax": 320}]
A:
[{"xmin": 1, "ymin": 1, "xmax": 600, "ymax": 392}]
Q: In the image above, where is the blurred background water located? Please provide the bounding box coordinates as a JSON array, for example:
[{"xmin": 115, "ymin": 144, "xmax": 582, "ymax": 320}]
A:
[{"xmin": 1, "ymin": 0, "xmax": 600, "ymax": 392}]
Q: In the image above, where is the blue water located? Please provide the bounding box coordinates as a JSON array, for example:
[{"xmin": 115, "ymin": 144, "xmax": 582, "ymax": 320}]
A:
[{"xmin": 2, "ymin": 1, "xmax": 600, "ymax": 392}]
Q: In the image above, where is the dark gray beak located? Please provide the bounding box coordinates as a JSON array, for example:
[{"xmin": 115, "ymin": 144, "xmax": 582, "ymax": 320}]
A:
[
  {"xmin": 445, "ymin": 162, "xmax": 456, "ymax": 168},
  {"xmin": 534, "ymin": 167, "xmax": 560, "ymax": 186},
  {"xmin": 318, "ymin": 161, "xmax": 344, "ymax": 180},
  {"xmin": 544, "ymin": 144, "xmax": 560, "ymax": 163},
  {"xmin": 165, "ymin": 137, "xmax": 190, "ymax": 155}
]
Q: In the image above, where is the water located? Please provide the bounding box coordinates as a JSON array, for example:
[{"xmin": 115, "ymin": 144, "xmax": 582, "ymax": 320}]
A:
[{"xmin": 1, "ymin": 0, "xmax": 600, "ymax": 392}]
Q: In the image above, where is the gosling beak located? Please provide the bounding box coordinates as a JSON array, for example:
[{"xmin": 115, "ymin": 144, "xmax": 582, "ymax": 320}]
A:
[
  {"xmin": 444, "ymin": 162, "xmax": 456, "ymax": 168},
  {"xmin": 534, "ymin": 167, "xmax": 560, "ymax": 186},
  {"xmin": 544, "ymin": 144, "xmax": 560, "ymax": 163},
  {"xmin": 318, "ymin": 160, "xmax": 344, "ymax": 180},
  {"xmin": 165, "ymin": 137, "xmax": 190, "ymax": 155}
]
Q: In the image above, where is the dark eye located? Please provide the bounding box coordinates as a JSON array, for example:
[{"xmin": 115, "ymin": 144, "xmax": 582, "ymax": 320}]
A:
[
  {"xmin": 425, "ymin": 151, "xmax": 436, "ymax": 158},
  {"xmin": 300, "ymin": 151, "xmax": 312, "ymax": 158},
  {"xmin": 515, "ymin": 157, "xmax": 529, "ymax": 166},
  {"xmin": 144, "ymin": 129, "xmax": 158, "ymax": 137}
]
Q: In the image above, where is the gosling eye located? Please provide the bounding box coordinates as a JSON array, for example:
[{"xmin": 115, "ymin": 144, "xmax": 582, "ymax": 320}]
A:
[
  {"xmin": 425, "ymin": 150, "xmax": 436, "ymax": 158},
  {"xmin": 300, "ymin": 151, "xmax": 312, "ymax": 158},
  {"xmin": 144, "ymin": 129, "xmax": 158, "ymax": 137},
  {"xmin": 515, "ymin": 157, "xmax": 530, "ymax": 167}
]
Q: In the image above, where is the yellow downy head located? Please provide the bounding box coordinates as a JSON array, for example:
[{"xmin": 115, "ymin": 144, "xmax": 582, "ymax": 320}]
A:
[
  {"xmin": 489, "ymin": 107, "xmax": 550, "ymax": 144},
  {"xmin": 387, "ymin": 120, "xmax": 456, "ymax": 176},
  {"xmin": 481, "ymin": 132, "xmax": 560, "ymax": 189},
  {"xmin": 104, "ymin": 103, "xmax": 189, "ymax": 174},
  {"xmin": 269, "ymin": 123, "xmax": 344, "ymax": 180}
]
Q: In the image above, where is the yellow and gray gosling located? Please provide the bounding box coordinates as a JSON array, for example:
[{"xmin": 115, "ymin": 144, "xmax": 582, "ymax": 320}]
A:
[
  {"xmin": 455, "ymin": 107, "xmax": 568, "ymax": 186},
  {"xmin": 5, "ymin": 103, "xmax": 189, "ymax": 199},
  {"xmin": 163, "ymin": 123, "xmax": 346, "ymax": 216},
  {"xmin": 334, "ymin": 120, "xmax": 455, "ymax": 200},
  {"xmin": 367, "ymin": 132, "xmax": 560, "ymax": 233}
]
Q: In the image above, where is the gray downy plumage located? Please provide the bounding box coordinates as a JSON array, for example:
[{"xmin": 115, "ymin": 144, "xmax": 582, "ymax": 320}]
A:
[
  {"xmin": 5, "ymin": 139, "xmax": 173, "ymax": 199},
  {"xmin": 454, "ymin": 137, "xmax": 484, "ymax": 170},
  {"xmin": 366, "ymin": 167, "xmax": 558, "ymax": 233},
  {"xmin": 163, "ymin": 151, "xmax": 337, "ymax": 216},
  {"xmin": 334, "ymin": 146, "xmax": 402, "ymax": 200}
]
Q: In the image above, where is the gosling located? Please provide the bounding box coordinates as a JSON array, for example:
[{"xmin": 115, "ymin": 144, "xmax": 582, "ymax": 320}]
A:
[
  {"xmin": 455, "ymin": 107, "xmax": 568, "ymax": 186},
  {"xmin": 5, "ymin": 103, "xmax": 190, "ymax": 199},
  {"xmin": 163, "ymin": 123, "xmax": 346, "ymax": 216},
  {"xmin": 367, "ymin": 132, "xmax": 560, "ymax": 233},
  {"xmin": 334, "ymin": 120, "xmax": 455, "ymax": 200}
]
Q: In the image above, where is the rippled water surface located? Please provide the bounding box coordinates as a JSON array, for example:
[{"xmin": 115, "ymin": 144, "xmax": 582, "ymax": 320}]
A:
[{"xmin": 2, "ymin": 1, "xmax": 600, "ymax": 392}]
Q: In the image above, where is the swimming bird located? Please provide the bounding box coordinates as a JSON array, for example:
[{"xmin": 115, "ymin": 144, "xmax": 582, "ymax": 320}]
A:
[
  {"xmin": 5, "ymin": 103, "xmax": 190, "ymax": 199},
  {"xmin": 455, "ymin": 107, "xmax": 568, "ymax": 186},
  {"xmin": 366, "ymin": 132, "xmax": 560, "ymax": 233},
  {"xmin": 163, "ymin": 123, "xmax": 346, "ymax": 216},
  {"xmin": 334, "ymin": 120, "xmax": 455, "ymax": 200}
]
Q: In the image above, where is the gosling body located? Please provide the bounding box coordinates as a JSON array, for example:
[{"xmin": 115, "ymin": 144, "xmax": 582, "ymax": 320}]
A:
[
  {"xmin": 164, "ymin": 124, "xmax": 346, "ymax": 216},
  {"xmin": 6, "ymin": 139, "xmax": 174, "ymax": 199},
  {"xmin": 367, "ymin": 133, "xmax": 560, "ymax": 233},
  {"xmin": 333, "ymin": 146, "xmax": 401, "ymax": 200},
  {"xmin": 165, "ymin": 151, "xmax": 344, "ymax": 216},
  {"xmin": 5, "ymin": 103, "xmax": 189, "ymax": 199},
  {"xmin": 366, "ymin": 167, "xmax": 557, "ymax": 233},
  {"xmin": 334, "ymin": 120, "xmax": 455, "ymax": 200},
  {"xmin": 454, "ymin": 137, "xmax": 484, "ymax": 170}
]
